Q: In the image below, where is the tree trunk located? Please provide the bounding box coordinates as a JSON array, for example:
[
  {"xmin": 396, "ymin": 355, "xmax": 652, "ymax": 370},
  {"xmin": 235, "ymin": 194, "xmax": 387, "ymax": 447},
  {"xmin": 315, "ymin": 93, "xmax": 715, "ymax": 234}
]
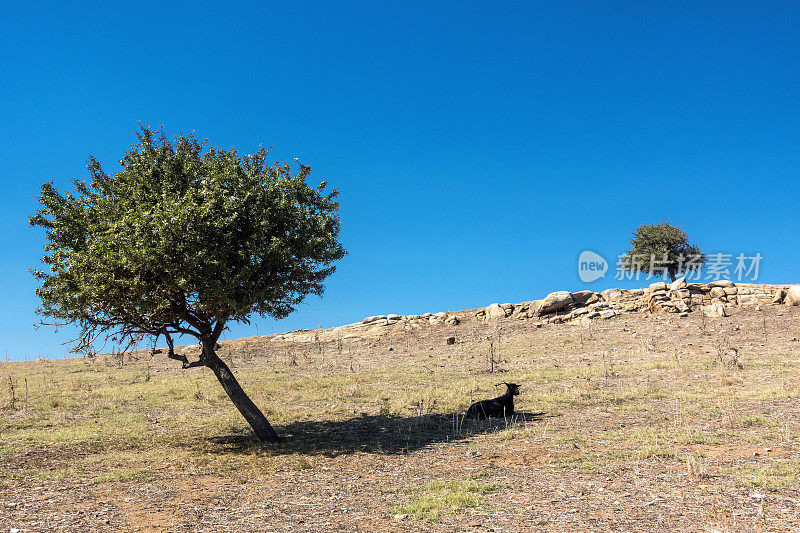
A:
[{"xmin": 203, "ymin": 343, "xmax": 281, "ymax": 443}]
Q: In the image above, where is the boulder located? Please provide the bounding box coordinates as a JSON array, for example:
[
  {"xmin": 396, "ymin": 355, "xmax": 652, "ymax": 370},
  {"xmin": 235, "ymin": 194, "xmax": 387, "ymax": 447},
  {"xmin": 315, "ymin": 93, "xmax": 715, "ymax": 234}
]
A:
[
  {"xmin": 672, "ymin": 289, "xmax": 691, "ymax": 299},
  {"xmin": 709, "ymin": 280, "xmax": 735, "ymax": 288},
  {"xmin": 599, "ymin": 309, "xmax": 619, "ymax": 319},
  {"xmin": 601, "ymin": 288, "xmax": 624, "ymax": 302},
  {"xmin": 787, "ymin": 286, "xmax": 800, "ymax": 306},
  {"xmin": 534, "ymin": 291, "xmax": 574, "ymax": 316},
  {"xmin": 485, "ymin": 303, "xmax": 507, "ymax": 320},
  {"xmin": 670, "ymin": 276, "xmax": 687, "ymax": 291},
  {"xmin": 738, "ymin": 294, "xmax": 759, "ymax": 306},
  {"xmin": 362, "ymin": 315, "xmax": 386, "ymax": 324},
  {"xmin": 674, "ymin": 299, "xmax": 690, "ymax": 313},
  {"xmin": 571, "ymin": 290, "xmax": 595, "ymax": 306},
  {"xmin": 648, "ymin": 281, "xmax": 668, "ymax": 292},
  {"xmin": 772, "ymin": 289, "xmax": 786, "ymax": 304},
  {"xmin": 709, "ymin": 287, "xmax": 727, "ymax": 299},
  {"xmin": 702, "ymin": 302, "xmax": 728, "ymax": 318},
  {"xmin": 649, "ymin": 290, "xmax": 668, "ymax": 300},
  {"xmin": 445, "ymin": 315, "xmax": 460, "ymax": 326},
  {"xmin": 386, "ymin": 314, "xmax": 402, "ymax": 321}
]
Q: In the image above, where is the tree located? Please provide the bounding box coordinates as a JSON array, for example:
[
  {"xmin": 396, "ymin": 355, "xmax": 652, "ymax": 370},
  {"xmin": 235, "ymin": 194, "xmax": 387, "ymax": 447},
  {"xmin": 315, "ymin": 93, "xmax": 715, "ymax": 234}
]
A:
[
  {"xmin": 29, "ymin": 126, "xmax": 345, "ymax": 442},
  {"xmin": 620, "ymin": 222, "xmax": 703, "ymax": 281}
]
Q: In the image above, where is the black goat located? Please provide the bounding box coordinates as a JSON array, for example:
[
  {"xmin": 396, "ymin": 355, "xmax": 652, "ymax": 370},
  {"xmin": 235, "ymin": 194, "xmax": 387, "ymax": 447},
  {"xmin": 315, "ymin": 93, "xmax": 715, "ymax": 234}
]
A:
[{"xmin": 465, "ymin": 382, "xmax": 520, "ymax": 419}]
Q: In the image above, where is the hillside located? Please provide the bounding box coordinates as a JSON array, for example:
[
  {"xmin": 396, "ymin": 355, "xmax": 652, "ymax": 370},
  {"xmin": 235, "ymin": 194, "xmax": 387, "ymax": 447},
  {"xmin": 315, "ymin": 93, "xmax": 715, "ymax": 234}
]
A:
[{"xmin": 2, "ymin": 281, "xmax": 800, "ymax": 532}]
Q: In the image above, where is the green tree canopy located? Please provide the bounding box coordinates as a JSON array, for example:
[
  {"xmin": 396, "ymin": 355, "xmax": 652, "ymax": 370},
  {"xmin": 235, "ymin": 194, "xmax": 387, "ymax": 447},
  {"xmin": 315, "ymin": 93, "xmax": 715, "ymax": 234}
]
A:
[
  {"xmin": 29, "ymin": 126, "xmax": 345, "ymax": 442},
  {"xmin": 621, "ymin": 222, "xmax": 703, "ymax": 281}
]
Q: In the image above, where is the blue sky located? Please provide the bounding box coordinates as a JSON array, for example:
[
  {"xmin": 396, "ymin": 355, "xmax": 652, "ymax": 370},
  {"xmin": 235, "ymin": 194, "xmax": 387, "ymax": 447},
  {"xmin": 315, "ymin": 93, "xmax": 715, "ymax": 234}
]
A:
[{"xmin": 1, "ymin": 1, "xmax": 799, "ymax": 360}]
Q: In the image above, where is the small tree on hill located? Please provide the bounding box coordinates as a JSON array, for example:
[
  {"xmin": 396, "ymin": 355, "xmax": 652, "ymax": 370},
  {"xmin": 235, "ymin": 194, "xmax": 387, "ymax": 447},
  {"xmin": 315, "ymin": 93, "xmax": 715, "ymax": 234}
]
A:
[
  {"xmin": 29, "ymin": 126, "xmax": 345, "ymax": 442},
  {"xmin": 620, "ymin": 222, "xmax": 703, "ymax": 281}
]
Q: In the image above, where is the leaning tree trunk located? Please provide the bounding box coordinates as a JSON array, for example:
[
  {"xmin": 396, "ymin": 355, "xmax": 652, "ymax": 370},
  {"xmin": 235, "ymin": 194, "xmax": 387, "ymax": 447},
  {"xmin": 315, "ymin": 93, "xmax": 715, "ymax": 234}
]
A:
[{"xmin": 203, "ymin": 342, "xmax": 281, "ymax": 443}]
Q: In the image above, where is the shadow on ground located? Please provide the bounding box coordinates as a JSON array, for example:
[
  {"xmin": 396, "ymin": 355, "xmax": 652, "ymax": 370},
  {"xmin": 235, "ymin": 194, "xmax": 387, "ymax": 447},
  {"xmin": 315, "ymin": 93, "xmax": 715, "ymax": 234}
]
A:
[{"xmin": 206, "ymin": 411, "xmax": 551, "ymax": 456}]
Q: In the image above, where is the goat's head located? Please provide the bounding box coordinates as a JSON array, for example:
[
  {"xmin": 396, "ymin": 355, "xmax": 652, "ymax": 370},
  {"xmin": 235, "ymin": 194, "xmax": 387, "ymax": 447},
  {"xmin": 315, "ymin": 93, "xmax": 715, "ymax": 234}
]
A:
[{"xmin": 497, "ymin": 382, "xmax": 521, "ymax": 396}]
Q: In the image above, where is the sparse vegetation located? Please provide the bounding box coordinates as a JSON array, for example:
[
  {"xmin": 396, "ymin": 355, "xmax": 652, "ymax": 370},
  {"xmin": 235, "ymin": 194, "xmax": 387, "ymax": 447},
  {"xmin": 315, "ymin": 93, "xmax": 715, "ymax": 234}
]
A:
[
  {"xmin": 397, "ymin": 475, "xmax": 503, "ymax": 522},
  {"xmin": 1, "ymin": 305, "xmax": 799, "ymax": 530}
]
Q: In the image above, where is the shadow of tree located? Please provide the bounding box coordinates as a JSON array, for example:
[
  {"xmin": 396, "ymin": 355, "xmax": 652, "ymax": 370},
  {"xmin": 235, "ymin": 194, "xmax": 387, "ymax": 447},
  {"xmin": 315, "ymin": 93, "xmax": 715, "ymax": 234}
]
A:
[{"xmin": 206, "ymin": 411, "xmax": 550, "ymax": 457}]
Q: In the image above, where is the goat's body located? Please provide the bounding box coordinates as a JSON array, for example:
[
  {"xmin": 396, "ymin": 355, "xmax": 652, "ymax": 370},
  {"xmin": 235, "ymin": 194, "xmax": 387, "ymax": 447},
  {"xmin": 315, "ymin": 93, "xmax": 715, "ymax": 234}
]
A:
[
  {"xmin": 465, "ymin": 383, "xmax": 520, "ymax": 419},
  {"xmin": 465, "ymin": 397, "xmax": 514, "ymax": 419}
]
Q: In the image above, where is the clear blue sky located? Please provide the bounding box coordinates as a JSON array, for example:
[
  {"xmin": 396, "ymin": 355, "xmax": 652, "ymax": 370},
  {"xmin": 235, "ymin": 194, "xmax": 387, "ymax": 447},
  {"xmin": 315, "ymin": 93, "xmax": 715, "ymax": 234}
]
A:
[{"xmin": 1, "ymin": 1, "xmax": 799, "ymax": 360}]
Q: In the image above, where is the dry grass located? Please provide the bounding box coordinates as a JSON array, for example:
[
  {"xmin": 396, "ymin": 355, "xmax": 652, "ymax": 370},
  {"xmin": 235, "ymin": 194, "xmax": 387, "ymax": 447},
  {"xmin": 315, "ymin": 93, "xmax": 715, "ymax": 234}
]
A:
[{"xmin": 1, "ymin": 305, "xmax": 800, "ymax": 531}]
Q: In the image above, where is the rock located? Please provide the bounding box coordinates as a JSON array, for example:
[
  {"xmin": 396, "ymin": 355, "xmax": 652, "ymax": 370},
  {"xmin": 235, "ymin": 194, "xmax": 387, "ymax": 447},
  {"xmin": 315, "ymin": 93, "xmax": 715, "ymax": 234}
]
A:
[
  {"xmin": 362, "ymin": 315, "xmax": 386, "ymax": 324},
  {"xmin": 709, "ymin": 287, "xmax": 727, "ymax": 299},
  {"xmin": 786, "ymin": 286, "xmax": 800, "ymax": 306},
  {"xmin": 679, "ymin": 312, "xmax": 690, "ymax": 318},
  {"xmin": 485, "ymin": 303, "xmax": 507, "ymax": 320},
  {"xmin": 724, "ymin": 287, "xmax": 738, "ymax": 295},
  {"xmin": 386, "ymin": 314, "xmax": 402, "ymax": 321},
  {"xmin": 772, "ymin": 289, "xmax": 786, "ymax": 304},
  {"xmin": 648, "ymin": 281, "xmax": 668, "ymax": 292},
  {"xmin": 674, "ymin": 299, "xmax": 690, "ymax": 313},
  {"xmin": 601, "ymin": 288, "xmax": 624, "ymax": 301},
  {"xmin": 571, "ymin": 290, "xmax": 595, "ymax": 306},
  {"xmin": 670, "ymin": 276, "xmax": 687, "ymax": 291},
  {"xmin": 709, "ymin": 280, "xmax": 735, "ymax": 288},
  {"xmin": 702, "ymin": 302, "xmax": 728, "ymax": 318},
  {"xmin": 445, "ymin": 315, "xmax": 460, "ymax": 326},
  {"xmin": 446, "ymin": 336, "xmax": 455, "ymax": 345},
  {"xmin": 690, "ymin": 294, "xmax": 706, "ymax": 304},
  {"xmin": 657, "ymin": 301, "xmax": 678, "ymax": 313},
  {"xmin": 499, "ymin": 303, "xmax": 515, "ymax": 313},
  {"xmin": 738, "ymin": 294, "xmax": 760, "ymax": 306},
  {"xmin": 585, "ymin": 293, "xmax": 601, "ymax": 305},
  {"xmin": 672, "ymin": 289, "xmax": 691, "ymax": 299},
  {"xmin": 586, "ymin": 311, "xmax": 601, "ymax": 319},
  {"xmin": 534, "ymin": 291, "xmax": 574, "ymax": 315},
  {"xmin": 599, "ymin": 309, "xmax": 619, "ymax": 319},
  {"xmin": 649, "ymin": 290, "xmax": 668, "ymax": 301}
]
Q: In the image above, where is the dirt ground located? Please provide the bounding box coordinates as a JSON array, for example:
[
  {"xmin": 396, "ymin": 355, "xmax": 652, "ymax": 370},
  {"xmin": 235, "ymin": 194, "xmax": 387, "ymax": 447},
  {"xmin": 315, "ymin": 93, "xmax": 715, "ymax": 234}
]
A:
[{"xmin": 2, "ymin": 304, "xmax": 800, "ymax": 531}]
